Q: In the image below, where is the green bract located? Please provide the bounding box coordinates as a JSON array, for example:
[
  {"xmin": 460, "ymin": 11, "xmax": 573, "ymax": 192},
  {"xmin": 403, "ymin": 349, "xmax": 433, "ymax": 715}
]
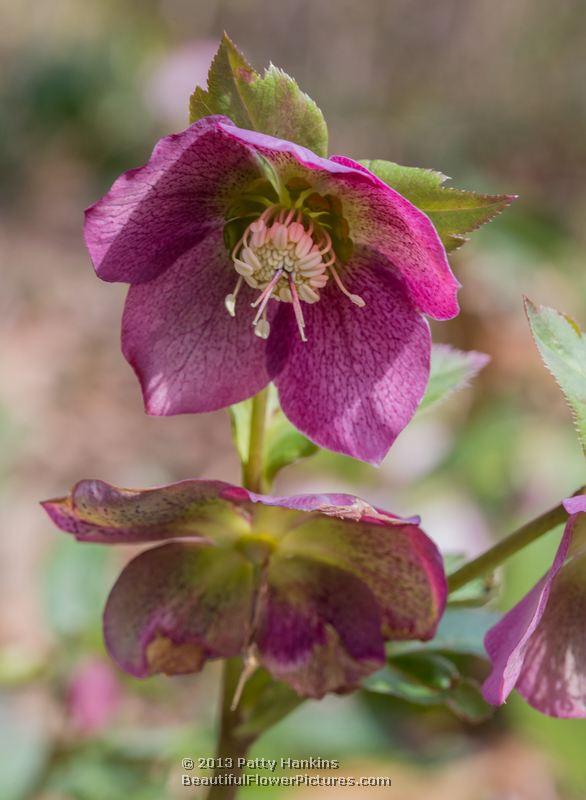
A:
[
  {"xmin": 361, "ymin": 159, "xmax": 515, "ymax": 252},
  {"xmin": 190, "ymin": 33, "xmax": 329, "ymax": 157}
]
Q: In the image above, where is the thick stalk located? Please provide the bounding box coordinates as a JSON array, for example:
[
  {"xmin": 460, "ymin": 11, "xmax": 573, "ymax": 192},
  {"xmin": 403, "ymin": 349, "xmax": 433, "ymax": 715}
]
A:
[
  {"xmin": 242, "ymin": 388, "xmax": 269, "ymax": 493},
  {"xmin": 207, "ymin": 391, "xmax": 271, "ymax": 799},
  {"xmin": 447, "ymin": 500, "xmax": 569, "ymax": 594}
]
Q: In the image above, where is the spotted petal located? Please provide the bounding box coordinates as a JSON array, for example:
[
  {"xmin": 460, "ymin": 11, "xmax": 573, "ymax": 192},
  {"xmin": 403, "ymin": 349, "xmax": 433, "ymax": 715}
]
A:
[
  {"xmin": 41, "ymin": 478, "xmax": 251, "ymax": 544},
  {"xmin": 104, "ymin": 542, "xmax": 254, "ymax": 677},
  {"xmin": 255, "ymin": 510, "xmax": 446, "ymax": 697},
  {"xmin": 267, "ymin": 251, "xmax": 431, "ymax": 464}
]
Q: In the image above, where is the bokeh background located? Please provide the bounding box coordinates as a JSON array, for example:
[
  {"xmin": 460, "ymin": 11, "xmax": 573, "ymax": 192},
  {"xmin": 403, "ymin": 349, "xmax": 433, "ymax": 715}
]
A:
[{"xmin": 1, "ymin": 1, "xmax": 585, "ymax": 798}]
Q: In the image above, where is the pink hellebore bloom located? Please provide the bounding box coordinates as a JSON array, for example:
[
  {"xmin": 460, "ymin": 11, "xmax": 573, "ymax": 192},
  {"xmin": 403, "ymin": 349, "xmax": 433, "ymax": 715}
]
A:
[
  {"xmin": 483, "ymin": 495, "xmax": 586, "ymax": 717},
  {"xmin": 43, "ymin": 480, "xmax": 446, "ymax": 699},
  {"xmin": 85, "ymin": 116, "xmax": 460, "ymax": 464}
]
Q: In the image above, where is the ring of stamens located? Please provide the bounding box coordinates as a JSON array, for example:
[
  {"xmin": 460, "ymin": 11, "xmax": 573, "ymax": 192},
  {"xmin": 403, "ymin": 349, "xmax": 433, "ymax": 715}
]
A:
[{"xmin": 224, "ymin": 207, "xmax": 365, "ymax": 341}]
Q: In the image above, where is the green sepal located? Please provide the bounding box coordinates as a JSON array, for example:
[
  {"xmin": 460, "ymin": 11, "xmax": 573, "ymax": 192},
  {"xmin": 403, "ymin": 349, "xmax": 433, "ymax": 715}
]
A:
[
  {"xmin": 190, "ymin": 33, "xmax": 328, "ymax": 157},
  {"xmin": 418, "ymin": 344, "xmax": 490, "ymax": 415},
  {"xmin": 525, "ymin": 298, "xmax": 586, "ymax": 454},
  {"xmin": 360, "ymin": 159, "xmax": 515, "ymax": 252}
]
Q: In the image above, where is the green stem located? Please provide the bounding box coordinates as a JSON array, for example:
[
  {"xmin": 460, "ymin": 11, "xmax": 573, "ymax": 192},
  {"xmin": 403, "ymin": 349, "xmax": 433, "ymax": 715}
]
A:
[
  {"xmin": 206, "ymin": 659, "xmax": 255, "ymax": 800},
  {"xmin": 447, "ymin": 499, "xmax": 569, "ymax": 594},
  {"xmin": 242, "ymin": 388, "xmax": 269, "ymax": 493},
  {"xmin": 207, "ymin": 391, "xmax": 271, "ymax": 799}
]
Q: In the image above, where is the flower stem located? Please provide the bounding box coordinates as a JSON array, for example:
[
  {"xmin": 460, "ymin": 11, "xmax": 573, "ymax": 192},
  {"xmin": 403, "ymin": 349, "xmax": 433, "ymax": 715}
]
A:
[
  {"xmin": 207, "ymin": 390, "xmax": 272, "ymax": 799},
  {"xmin": 242, "ymin": 388, "xmax": 269, "ymax": 493},
  {"xmin": 206, "ymin": 659, "xmax": 255, "ymax": 800},
  {"xmin": 447, "ymin": 499, "xmax": 570, "ymax": 594}
]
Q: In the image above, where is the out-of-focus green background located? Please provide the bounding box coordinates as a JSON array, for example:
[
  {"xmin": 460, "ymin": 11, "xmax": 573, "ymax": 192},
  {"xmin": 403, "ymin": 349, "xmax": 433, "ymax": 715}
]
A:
[{"xmin": 1, "ymin": 1, "xmax": 585, "ymax": 798}]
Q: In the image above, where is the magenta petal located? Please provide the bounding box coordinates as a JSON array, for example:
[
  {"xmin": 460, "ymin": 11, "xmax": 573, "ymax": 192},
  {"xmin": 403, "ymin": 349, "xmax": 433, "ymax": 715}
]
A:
[
  {"xmin": 483, "ymin": 503, "xmax": 586, "ymax": 717},
  {"xmin": 267, "ymin": 251, "xmax": 431, "ymax": 465},
  {"xmin": 41, "ymin": 478, "xmax": 250, "ymax": 544},
  {"xmin": 84, "ymin": 116, "xmax": 259, "ymax": 284},
  {"xmin": 122, "ymin": 230, "xmax": 272, "ymax": 414},
  {"xmin": 219, "ymin": 123, "xmax": 459, "ymax": 319},
  {"xmin": 103, "ymin": 542, "xmax": 254, "ymax": 677},
  {"xmin": 256, "ymin": 554, "xmax": 385, "ymax": 698}
]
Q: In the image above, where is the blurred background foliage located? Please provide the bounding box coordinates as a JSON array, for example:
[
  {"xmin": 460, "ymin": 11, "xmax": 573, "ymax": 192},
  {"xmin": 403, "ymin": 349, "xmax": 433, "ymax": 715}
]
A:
[{"xmin": 0, "ymin": 0, "xmax": 585, "ymax": 798}]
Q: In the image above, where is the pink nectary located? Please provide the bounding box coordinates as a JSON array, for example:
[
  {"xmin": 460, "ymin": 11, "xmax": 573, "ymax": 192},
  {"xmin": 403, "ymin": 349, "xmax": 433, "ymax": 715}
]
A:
[{"xmin": 84, "ymin": 114, "xmax": 460, "ymax": 464}]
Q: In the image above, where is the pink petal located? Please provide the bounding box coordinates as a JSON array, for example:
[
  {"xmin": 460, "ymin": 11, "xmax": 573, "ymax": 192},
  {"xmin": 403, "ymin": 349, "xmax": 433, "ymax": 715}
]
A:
[
  {"xmin": 267, "ymin": 250, "xmax": 431, "ymax": 465},
  {"xmin": 122, "ymin": 230, "xmax": 272, "ymax": 414},
  {"xmin": 85, "ymin": 116, "xmax": 259, "ymax": 284}
]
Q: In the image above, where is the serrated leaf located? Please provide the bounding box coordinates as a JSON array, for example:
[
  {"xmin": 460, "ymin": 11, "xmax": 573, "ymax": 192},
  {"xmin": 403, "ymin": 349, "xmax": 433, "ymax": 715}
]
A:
[
  {"xmin": 525, "ymin": 298, "xmax": 586, "ymax": 454},
  {"xmin": 418, "ymin": 344, "xmax": 490, "ymax": 414},
  {"xmin": 360, "ymin": 159, "xmax": 515, "ymax": 251},
  {"xmin": 190, "ymin": 34, "xmax": 328, "ymax": 156}
]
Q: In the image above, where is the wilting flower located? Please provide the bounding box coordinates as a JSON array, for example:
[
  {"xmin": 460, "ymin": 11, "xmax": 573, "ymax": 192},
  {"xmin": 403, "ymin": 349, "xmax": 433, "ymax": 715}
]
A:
[
  {"xmin": 483, "ymin": 495, "xmax": 586, "ymax": 717},
  {"xmin": 43, "ymin": 479, "xmax": 446, "ymax": 698},
  {"xmin": 85, "ymin": 116, "xmax": 460, "ymax": 463}
]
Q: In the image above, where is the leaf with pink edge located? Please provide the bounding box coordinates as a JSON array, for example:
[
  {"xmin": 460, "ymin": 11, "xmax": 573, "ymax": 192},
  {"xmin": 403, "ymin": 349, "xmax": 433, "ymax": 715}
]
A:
[
  {"xmin": 360, "ymin": 159, "xmax": 515, "ymax": 252},
  {"xmin": 190, "ymin": 34, "xmax": 328, "ymax": 156}
]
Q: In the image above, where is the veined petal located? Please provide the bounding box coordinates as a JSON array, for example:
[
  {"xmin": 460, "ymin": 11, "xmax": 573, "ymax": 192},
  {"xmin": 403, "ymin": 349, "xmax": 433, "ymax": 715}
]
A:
[
  {"xmin": 255, "ymin": 553, "xmax": 385, "ymax": 698},
  {"xmin": 41, "ymin": 479, "xmax": 251, "ymax": 544},
  {"xmin": 219, "ymin": 123, "xmax": 459, "ymax": 320},
  {"xmin": 279, "ymin": 514, "xmax": 446, "ymax": 641},
  {"xmin": 85, "ymin": 116, "xmax": 260, "ymax": 284},
  {"xmin": 104, "ymin": 542, "xmax": 254, "ymax": 677},
  {"xmin": 267, "ymin": 251, "xmax": 431, "ymax": 465},
  {"xmin": 122, "ymin": 230, "xmax": 272, "ymax": 415},
  {"xmin": 483, "ymin": 500, "xmax": 586, "ymax": 717}
]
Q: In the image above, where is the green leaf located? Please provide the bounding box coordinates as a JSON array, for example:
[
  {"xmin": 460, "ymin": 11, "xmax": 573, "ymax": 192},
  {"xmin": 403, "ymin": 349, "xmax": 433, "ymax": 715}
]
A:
[
  {"xmin": 388, "ymin": 608, "xmax": 501, "ymax": 659},
  {"xmin": 363, "ymin": 652, "xmax": 493, "ymax": 724},
  {"xmin": 234, "ymin": 668, "xmax": 305, "ymax": 739},
  {"xmin": 190, "ymin": 33, "xmax": 328, "ymax": 157},
  {"xmin": 525, "ymin": 298, "xmax": 586, "ymax": 453},
  {"xmin": 418, "ymin": 344, "xmax": 490, "ymax": 414},
  {"xmin": 444, "ymin": 678, "xmax": 494, "ymax": 723},
  {"xmin": 360, "ymin": 159, "xmax": 515, "ymax": 251}
]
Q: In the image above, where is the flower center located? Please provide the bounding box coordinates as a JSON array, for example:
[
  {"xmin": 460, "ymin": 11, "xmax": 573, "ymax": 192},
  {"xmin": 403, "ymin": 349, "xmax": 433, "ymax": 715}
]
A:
[{"xmin": 224, "ymin": 207, "xmax": 365, "ymax": 342}]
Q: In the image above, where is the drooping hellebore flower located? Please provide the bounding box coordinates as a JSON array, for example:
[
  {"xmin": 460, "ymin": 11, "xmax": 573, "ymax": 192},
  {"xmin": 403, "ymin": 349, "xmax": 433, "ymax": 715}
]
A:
[
  {"xmin": 85, "ymin": 116, "xmax": 460, "ymax": 464},
  {"xmin": 483, "ymin": 495, "xmax": 586, "ymax": 717},
  {"xmin": 43, "ymin": 479, "xmax": 446, "ymax": 698}
]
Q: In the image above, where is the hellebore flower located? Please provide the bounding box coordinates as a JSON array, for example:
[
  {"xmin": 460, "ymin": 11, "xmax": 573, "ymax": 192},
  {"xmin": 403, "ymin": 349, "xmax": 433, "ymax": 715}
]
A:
[
  {"xmin": 483, "ymin": 495, "xmax": 586, "ymax": 717},
  {"xmin": 85, "ymin": 116, "xmax": 460, "ymax": 464},
  {"xmin": 68, "ymin": 658, "xmax": 121, "ymax": 735},
  {"xmin": 43, "ymin": 479, "xmax": 446, "ymax": 698}
]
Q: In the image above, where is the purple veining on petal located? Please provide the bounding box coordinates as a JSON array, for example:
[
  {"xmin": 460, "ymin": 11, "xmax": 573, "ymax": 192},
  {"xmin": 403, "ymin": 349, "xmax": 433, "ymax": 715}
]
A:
[{"xmin": 267, "ymin": 252, "xmax": 430, "ymax": 464}]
